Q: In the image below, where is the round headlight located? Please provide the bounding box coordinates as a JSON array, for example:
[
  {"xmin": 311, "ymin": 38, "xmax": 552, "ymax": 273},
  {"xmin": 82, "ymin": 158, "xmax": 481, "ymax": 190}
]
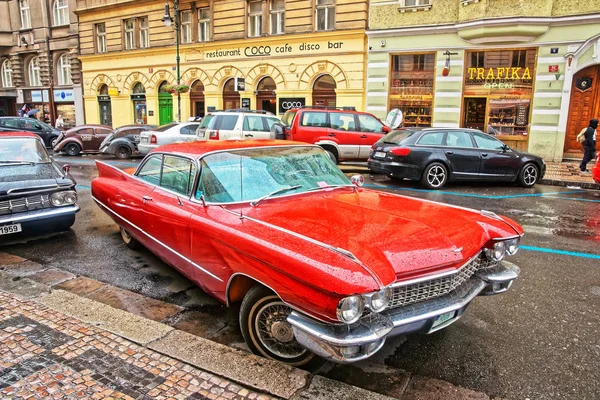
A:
[
  {"xmin": 336, "ymin": 295, "xmax": 365, "ymax": 324},
  {"xmin": 366, "ymin": 287, "xmax": 391, "ymax": 313},
  {"xmin": 63, "ymin": 191, "xmax": 77, "ymax": 205},
  {"xmin": 492, "ymin": 241, "xmax": 506, "ymax": 261},
  {"xmin": 506, "ymin": 238, "xmax": 519, "ymax": 255},
  {"xmin": 50, "ymin": 192, "xmax": 65, "ymax": 206}
]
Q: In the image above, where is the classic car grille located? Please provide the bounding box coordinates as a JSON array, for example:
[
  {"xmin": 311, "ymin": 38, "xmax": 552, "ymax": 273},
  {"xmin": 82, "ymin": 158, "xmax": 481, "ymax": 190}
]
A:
[
  {"xmin": 387, "ymin": 253, "xmax": 497, "ymax": 309},
  {"xmin": 0, "ymin": 195, "xmax": 51, "ymax": 216}
]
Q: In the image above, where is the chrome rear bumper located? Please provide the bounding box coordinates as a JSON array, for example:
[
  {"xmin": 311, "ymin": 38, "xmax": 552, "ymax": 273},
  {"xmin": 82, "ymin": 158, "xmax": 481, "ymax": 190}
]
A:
[{"xmin": 288, "ymin": 261, "xmax": 519, "ymax": 363}]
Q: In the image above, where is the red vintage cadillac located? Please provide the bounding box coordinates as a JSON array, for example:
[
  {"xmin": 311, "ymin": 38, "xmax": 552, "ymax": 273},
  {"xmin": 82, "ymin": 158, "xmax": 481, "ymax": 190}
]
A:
[{"xmin": 91, "ymin": 140, "xmax": 522, "ymax": 367}]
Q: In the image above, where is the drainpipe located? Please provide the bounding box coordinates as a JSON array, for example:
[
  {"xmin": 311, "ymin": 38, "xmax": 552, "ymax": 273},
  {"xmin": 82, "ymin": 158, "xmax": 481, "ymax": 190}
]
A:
[{"xmin": 44, "ymin": 0, "xmax": 55, "ymax": 124}]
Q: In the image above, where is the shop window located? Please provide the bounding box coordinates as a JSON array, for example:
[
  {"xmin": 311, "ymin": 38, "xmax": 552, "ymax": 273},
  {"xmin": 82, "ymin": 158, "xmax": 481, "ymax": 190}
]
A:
[
  {"xmin": 316, "ymin": 0, "xmax": 334, "ymax": 31},
  {"xmin": 57, "ymin": 54, "xmax": 72, "ymax": 86},
  {"xmin": 96, "ymin": 23, "xmax": 107, "ymax": 53},
  {"xmin": 132, "ymin": 82, "xmax": 147, "ymax": 124},
  {"xmin": 270, "ymin": 0, "xmax": 285, "ymax": 35},
  {"xmin": 1, "ymin": 60, "xmax": 13, "ymax": 88},
  {"xmin": 389, "ymin": 53, "xmax": 435, "ymax": 128},
  {"xmin": 180, "ymin": 11, "xmax": 192, "ymax": 44},
  {"xmin": 139, "ymin": 17, "xmax": 149, "ymax": 48},
  {"xmin": 223, "ymin": 78, "xmax": 240, "ymax": 110},
  {"xmin": 28, "ymin": 57, "xmax": 41, "ymax": 87},
  {"xmin": 198, "ymin": 8, "xmax": 210, "ymax": 42},
  {"xmin": 248, "ymin": 1, "xmax": 262, "ymax": 37},
  {"xmin": 471, "ymin": 52, "xmax": 485, "ymax": 68},
  {"xmin": 191, "ymin": 80, "xmax": 205, "ymax": 118},
  {"xmin": 53, "ymin": 0, "xmax": 69, "ymax": 26},
  {"xmin": 312, "ymin": 74, "xmax": 336, "ymax": 108},
  {"xmin": 20, "ymin": 0, "xmax": 31, "ymax": 29},
  {"xmin": 512, "ymin": 50, "xmax": 527, "ymax": 68}
]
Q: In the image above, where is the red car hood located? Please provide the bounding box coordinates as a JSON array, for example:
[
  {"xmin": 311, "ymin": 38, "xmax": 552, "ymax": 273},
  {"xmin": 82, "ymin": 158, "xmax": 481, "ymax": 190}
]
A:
[{"xmin": 242, "ymin": 188, "xmax": 521, "ymax": 286}]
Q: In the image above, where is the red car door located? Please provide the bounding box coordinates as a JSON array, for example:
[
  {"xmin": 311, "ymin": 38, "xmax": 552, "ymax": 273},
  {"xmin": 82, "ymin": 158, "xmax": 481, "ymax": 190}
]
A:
[{"xmin": 357, "ymin": 114, "xmax": 387, "ymax": 159}]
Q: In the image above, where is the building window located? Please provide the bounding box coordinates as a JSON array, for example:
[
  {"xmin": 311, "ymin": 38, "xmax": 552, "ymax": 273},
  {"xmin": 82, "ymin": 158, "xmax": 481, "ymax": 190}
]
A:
[
  {"xmin": 124, "ymin": 19, "xmax": 135, "ymax": 49},
  {"xmin": 198, "ymin": 8, "xmax": 210, "ymax": 42},
  {"xmin": 399, "ymin": 0, "xmax": 432, "ymax": 12},
  {"xmin": 1, "ymin": 60, "xmax": 13, "ymax": 88},
  {"xmin": 316, "ymin": 0, "xmax": 334, "ymax": 32},
  {"xmin": 96, "ymin": 23, "xmax": 106, "ymax": 53},
  {"xmin": 248, "ymin": 1, "xmax": 262, "ymax": 37},
  {"xmin": 28, "ymin": 57, "xmax": 41, "ymax": 86},
  {"xmin": 53, "ymin": 0, "xmax": 69, "ymax": 26},
  {"xmin": 180, "ymin": 11, "xmax": 192, "ymax": 44},
  {"xmin": 20, "ymin": 0, "xmax": 31, "ymax": 29},
  {"xmin": 389, "ymin": 53, "xmax": 435, "ymax": 128},
  {"xmin": 139, "ymin": 17, "xmax": 149, "ymax": 48},
  {"xmin": 512, "ymin": 50, "xmax": 527, "ymax": 68},
  {"xmin": 270, "ymin": 0, "xmax": 284, "ymax": 35},
  {"xmin": 57, "ymin": 53, "xmax": 72, "ymax": 86},
  {"xmin": 471, "ymin": 51, "xmax": 485, "ymax": 68}
]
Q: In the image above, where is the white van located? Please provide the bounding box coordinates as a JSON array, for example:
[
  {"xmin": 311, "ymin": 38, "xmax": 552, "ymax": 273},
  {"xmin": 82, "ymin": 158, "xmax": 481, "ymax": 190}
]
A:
[{"xmin": 196, "ymin": 110, "xmax": 281, "ymax": 141}]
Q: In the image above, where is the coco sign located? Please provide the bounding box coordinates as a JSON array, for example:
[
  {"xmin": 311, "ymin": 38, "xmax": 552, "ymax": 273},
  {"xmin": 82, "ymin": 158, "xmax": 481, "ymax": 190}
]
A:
[{"xmin": 278, "ymin": 98, "xmax": 305, "ymax": 113}]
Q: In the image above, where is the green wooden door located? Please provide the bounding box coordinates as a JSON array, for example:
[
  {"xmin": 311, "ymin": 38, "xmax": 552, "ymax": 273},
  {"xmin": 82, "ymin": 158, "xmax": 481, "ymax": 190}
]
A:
[{"xmin": 158, "ymin": 93, "xmax": 173, "ymax": 125}]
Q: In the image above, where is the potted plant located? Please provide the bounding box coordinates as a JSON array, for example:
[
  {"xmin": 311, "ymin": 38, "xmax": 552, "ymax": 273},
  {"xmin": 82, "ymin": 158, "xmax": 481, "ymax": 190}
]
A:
[
  {"xmin": 161, "ymin": 84, "xmax": 176, "ymax": 94},
  {"xmin": 175, "ymin": 84, "xmax": 189, "ymax": 94}
]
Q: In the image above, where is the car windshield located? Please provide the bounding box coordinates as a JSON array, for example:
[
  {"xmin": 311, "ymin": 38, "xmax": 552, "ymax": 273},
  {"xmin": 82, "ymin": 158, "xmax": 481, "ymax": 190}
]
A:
[
  {"xmin": 282, "ymin": 111, "xmax": 297, "ymax": 128},
  {"xmin": 383, "ymin": 129, "xmax": 418, "ymax": 145},
  {"xmin": 154, "ymin": 123, "xmax": 179, "ymax": 132},
  {"xmin": 198, "ymin": 114, "xmax": 215, "ymax": 129},
  {"xmin": 0, "ymin": 138, "xmax": 50, "ymax": 164},
  {"xmin": 196, "ymin": 146, "xmax": 351, "ymax": 203}
]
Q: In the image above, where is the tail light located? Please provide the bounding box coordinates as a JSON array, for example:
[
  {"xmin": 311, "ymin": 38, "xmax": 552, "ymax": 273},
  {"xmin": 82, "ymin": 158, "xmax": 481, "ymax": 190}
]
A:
[
  {"xmin": 208, "ymin": 129, "xmax": 220, "ymax": 140},
  {"xmin": 150, "ymin": 135, "xmax": 157, "ymax": 144},
  {"xmin": 390, "ymin": 147, "xmax": 411, "ymax": 156}
]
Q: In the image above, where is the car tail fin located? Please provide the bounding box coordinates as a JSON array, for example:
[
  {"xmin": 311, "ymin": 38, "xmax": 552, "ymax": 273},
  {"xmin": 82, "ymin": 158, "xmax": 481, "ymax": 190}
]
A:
[{"xmin": 95, "ymin": 160, "xmax": 134, "ymax": 178}]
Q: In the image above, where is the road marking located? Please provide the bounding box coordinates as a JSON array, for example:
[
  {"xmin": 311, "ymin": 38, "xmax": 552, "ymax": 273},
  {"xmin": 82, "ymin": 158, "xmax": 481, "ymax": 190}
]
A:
[
  {"xmin": 521, "ymin": 245, "xmax": 600, "ymax": 259},
  {"xmin": 53, "ymin": 158, "xmax": 139, "ymax": 168},
  {"xmin": 543, "ymin": 195, "xmax": 600, "ymax": 203},
  {"xmin": 76, "ymin": 185, "xmax": 91, "ymax": 190}
]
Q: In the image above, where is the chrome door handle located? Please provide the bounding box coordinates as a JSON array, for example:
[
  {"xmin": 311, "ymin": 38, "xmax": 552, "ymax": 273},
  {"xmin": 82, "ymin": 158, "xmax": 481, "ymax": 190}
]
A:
[
  {"xmin": 446, "ymin": 151, "xmax": 454, "ymax": 155},
  {"xmin": 142, "ymin": 196, "xmax": 153, "ymax": 204},
  {"xmin": 245, "ymin": 134, "xmax": 253, "ymax": 137},
  {"xmin": 328, "ymin": 133, "xmax": 336, "ymax": 137},
  {"xmin": 360, "ymin": 135, "xmax": 368, "ymax": 139},
  {"xmin": 481, "ymin": 153, "xmax": 488, "ymax": 157}
]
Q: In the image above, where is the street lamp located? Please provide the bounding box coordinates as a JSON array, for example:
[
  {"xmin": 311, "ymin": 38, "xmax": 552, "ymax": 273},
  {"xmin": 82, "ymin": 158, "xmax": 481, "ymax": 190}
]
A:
[{"xmin": 162, "ymin": 0, "xmax": 181, "ymax": 122}]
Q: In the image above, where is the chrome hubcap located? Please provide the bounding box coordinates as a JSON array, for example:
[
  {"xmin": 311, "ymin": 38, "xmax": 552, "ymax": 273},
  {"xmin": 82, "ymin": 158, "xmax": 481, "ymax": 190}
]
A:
[
  {"xmin": 427, "ymin": 166, "xmax": 446, "ymax": 187},
  {"xmin": 523, "ymin": 166, "xmax": 537, "ymax": 186},
  {"xmin": 255, "ymin": 301, "xmax": 307, "ymax": 359}
]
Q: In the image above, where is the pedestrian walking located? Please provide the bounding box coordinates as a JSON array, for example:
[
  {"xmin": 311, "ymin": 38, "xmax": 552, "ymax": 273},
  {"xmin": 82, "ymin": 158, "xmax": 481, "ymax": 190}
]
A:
[
  {"xmin": 579, "ymin": 119, "xmax": 598, "ymax": 174},
  {"xmin": 55, "ymin": 114, "xmax": 65, "ymax": 129}
]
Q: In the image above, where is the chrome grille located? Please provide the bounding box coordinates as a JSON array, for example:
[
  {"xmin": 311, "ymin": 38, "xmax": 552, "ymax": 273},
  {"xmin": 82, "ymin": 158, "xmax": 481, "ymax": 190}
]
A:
[
  {"xmin": 388, "ymin": 253, "xmax": 497, "ymax": 309},
  {"xmin": 0, "ymin": 194, "xmax": 51, "ymax": 216}
]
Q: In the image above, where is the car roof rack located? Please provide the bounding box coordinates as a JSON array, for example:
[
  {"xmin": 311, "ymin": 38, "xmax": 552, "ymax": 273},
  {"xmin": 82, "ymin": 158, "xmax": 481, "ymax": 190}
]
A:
[
  {"xmin": 298, "ymin": 106, "xmax": 357, "ymax": 111},
  {"xmin": 224, "ymin": 109, "xmax": 273, "ymax": 115}
]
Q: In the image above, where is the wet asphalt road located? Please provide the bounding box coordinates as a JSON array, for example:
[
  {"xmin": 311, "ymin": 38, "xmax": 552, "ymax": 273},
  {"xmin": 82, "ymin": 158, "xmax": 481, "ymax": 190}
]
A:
[{"xmin": 2, "ymin": 154, "xmax": 600, "ymax": 400}]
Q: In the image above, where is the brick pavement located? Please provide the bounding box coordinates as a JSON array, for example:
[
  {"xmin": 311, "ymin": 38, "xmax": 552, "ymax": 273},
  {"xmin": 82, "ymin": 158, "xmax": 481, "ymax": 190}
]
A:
[
  {"xmin": 0, "ymin": 290, "xmax": 276, "ymax": 400},
  {"xmin": 539, "ymin": 161, "xmax": 599, "ymax": 189}
]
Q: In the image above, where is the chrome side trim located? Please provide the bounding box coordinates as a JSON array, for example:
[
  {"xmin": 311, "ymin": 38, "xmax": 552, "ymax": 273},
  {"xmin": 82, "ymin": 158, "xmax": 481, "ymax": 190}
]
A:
[
  {"xmin": 6, "ymin": 185, "xmax": 59, "ymax": 196},
  {"xmin": 92, "ymin": 195, "xmax": 223, "ymax": 283}
]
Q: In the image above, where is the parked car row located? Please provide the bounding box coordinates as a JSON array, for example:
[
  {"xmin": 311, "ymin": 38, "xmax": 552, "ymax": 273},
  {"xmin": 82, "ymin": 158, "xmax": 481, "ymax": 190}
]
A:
[{"xmin": 0, "ymin": 116, "xmax": 63, "ymax": 148}]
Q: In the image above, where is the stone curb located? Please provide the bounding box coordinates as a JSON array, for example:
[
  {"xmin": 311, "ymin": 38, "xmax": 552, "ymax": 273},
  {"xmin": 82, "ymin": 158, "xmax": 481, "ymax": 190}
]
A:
[{"xmin": 539, "ymin": 178, "xmax": 600, "ymax": 190}]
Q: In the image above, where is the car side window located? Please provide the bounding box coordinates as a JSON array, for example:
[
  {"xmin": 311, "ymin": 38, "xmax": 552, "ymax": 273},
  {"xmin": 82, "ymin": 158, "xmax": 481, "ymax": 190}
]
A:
[
  {"xmin": 96, "ymin": 128, "xmax": 112, "ymax": 135},
  {"xmin": 472, "ymin": 131, "xmax": 505, "ymax": 151},
  {"xmin": 265, "ymin": 117, "xmax": 280, "ymax": 130},
  {"xmin": 329, "ymin": 113, "xmax": 356, "ymax": 131},
  {"xmin": 445, "ymin": 131, "xmax": 475, "ymax": 148},
  {"xmin": 136, "ymin": 155, "xmax": 162, "ymax": 186},
  {"xmin": 180, "ymin": 125, "xmax": 199, "ymax": 135},
  {"xmin": 358, "ymin": 115, "xmax": 383, "ymax": 133},
  {"xmin": 2, "ymin": 118, "xmax": 19, "ymax": 128},
  {"xmin": 216, "ymin": 115, "xmax": 239, "ymax": 130},
  {"xmin": 417, "ymin": 132, "xmax": 445, "ymax": 146},
  {"xmin": 161, "ymin": 155, "xmax": 196, "ymax": 195},
  {"xmin": 243, "ymin": 115, "xmax": 266, "ymax": 131},
  {"xmin": 300, "ymin": 112, "xmax": 327, "ymax": 127}
]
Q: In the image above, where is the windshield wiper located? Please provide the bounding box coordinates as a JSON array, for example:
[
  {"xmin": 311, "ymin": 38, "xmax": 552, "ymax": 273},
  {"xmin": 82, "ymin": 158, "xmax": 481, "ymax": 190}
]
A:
[
  {"xmin": 306, "ymin": 184, "xmax": 356, "ymax": 192},
  {"xmin": 250, "ymin": 185, "xmax": 302, "ymax": 207},
  {"xmin": 0, "ymin": 161, "xmax": 37, "ymax": 165}
]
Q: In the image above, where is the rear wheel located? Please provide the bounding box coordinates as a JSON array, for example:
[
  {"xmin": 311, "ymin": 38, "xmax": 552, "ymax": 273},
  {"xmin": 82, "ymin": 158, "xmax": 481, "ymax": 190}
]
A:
[
  {"xmin": 115, "ymin": 145, "xmax": 132, "ymax": 159},
  {"xmin": 324, "ymin": 149, "xmax": 338, "ymax": 164},
  {"xmin": 240, "ymin": 285, "xmax": 322, "ymax": 368},
  {"xmin": 518, "ymin": 163, "xmax": 539, "ymax": 188},
  {"xmin": 120, "ymin": 227, "xmax": 138, "ymax": 249},
  {"xmin": 65, "ymin": 143, "xmax": 81, "ymax": 156},
  {"xmin": 421, "ymin": 162, "xmax": 448, "ymax": 189}
]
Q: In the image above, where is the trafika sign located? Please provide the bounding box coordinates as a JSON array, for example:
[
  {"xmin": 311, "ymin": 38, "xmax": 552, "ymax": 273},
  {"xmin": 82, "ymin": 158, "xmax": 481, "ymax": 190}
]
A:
[{"xmin": 466, "ymin": 67, "xmax": 533, "ymax": 90}]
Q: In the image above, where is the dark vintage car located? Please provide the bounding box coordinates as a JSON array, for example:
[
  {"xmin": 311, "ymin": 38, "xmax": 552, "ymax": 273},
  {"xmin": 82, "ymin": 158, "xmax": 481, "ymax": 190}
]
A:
[
  {"xmin": 92, "ymin": 140, "xmax": 522, "ymax": 367},
  {"xmin": 0, "ymin": 132, "xmax": 79, "ymax": 239},
  {"xmin": 53, "ymin": 124, "xmax": 113, "ymax": 156},
  {"xmin": 0, "ymin": 117, "xmax": 63, "ymax": 148},
  {"xmin": 368, "ymin": 128, "xmax": 546, "ymax": 189},
  {"xmin": 99, "ymin": 124, "xmax": 157, "ymax": 159}
]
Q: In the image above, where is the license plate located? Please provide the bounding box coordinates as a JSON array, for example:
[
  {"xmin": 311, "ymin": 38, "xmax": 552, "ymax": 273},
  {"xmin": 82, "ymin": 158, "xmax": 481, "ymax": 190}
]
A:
[
  {"xmin": 0, "ymin": 224, "xmax": 22, "ymax": 235},
  {"xmin": 374, "ymin": 151, "xmax": 387, "ymax": 158},
  {"xmin": 432, "ymin": 311, "xmax": 456, "ymax": 328},
  {"xmin": 141, "ymin": 137, "xmax": 149, "ymax": 143}
]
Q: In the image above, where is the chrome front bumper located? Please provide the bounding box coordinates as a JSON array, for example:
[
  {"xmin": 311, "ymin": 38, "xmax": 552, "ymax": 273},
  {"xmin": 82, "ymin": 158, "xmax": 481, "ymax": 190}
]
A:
[
  {"xmin": 0, "ymin": 205, "xmax": 80, "ymax": 225},
  {"xmin": 288, "ymin": 261, "xmax": 520, "ymax": 363}
]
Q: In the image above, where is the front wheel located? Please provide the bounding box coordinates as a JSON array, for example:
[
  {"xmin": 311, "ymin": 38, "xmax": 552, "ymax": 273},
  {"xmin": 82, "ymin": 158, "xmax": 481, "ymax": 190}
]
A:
[
  {"xmin": 518, "ymin": 163, "xmax": 539, "ymax": 188},
  {"xmin": 240, "ymin": 286, "xmax": 321, "ymax": 368},
  {"xmin": 421, "ymin": 162, "xmax": 448, "ymax": 189}
]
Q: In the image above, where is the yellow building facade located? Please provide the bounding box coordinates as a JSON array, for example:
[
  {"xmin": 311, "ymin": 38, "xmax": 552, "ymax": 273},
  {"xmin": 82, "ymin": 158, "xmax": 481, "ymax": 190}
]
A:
[{"xmin": 77, "ymin": 0, "xmax": 368, "ymax": 127}]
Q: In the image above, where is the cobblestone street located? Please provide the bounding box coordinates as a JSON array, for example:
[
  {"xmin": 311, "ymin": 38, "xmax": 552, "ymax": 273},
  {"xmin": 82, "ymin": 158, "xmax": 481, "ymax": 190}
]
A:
[{"xmin": 0, "ymin": 290, "xmax": 274, "ymax": 400}]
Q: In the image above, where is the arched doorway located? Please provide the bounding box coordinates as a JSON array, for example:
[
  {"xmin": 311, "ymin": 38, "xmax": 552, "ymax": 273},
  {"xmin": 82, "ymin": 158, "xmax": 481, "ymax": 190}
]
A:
[
  {"xmin": 98, "ymin": 84, "xmax": 112, "ymax": 126},
  {"xmin": 223, "ymin": 78, "xmax": 240, "ymax": 110},
  {"xmin": 131, "ymin": 82, "xmax": 147, "ymax": 124},
  {"xmin": 158, "ymin": 81, "xmax": 174, "ymax": 124},
  {"xmin": 190, "ymin": 80, "xmax": 205, "ymax": 118},
  {"xmin": 256, "ymin": 77, "xmax": 276, "ymax": 114},
  {"xmin": 565, "ymin": 65, "xmax": 600, "ymax": 154},
  {"xmin": 312, "ymin": 74, "xmax": 336, "ymax": 108}
]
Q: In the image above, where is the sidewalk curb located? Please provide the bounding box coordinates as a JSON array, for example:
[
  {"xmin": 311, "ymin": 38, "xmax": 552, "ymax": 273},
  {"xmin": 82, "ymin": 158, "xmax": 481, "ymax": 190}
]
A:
[{"xmin": 539, "ymin": 178, "xmax": 600, "ymax": 190}]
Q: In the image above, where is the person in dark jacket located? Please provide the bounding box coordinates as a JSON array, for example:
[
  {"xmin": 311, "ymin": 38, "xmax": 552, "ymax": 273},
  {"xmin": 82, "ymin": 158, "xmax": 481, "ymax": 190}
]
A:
[{"xmin": 580, "ymin": 118, "xmax": 598, "ymax": 173}]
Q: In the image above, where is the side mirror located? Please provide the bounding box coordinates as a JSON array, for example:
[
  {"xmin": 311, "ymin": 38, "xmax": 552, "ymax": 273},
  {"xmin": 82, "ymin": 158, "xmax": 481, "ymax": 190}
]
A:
[
  {"xmin": 199, "ymin": 194, "xmax": 207, "ymax": 207},
  {"xmin": 503, "ymin": 144, "xmax": 510, "ymax": 152},
  {"xmin": 382, "ymin": 125, "xmax": 391, "ymax": 133},
  {"xmin": 271, "ymin": 123, "xmax": 286, "ymax": 140}
]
